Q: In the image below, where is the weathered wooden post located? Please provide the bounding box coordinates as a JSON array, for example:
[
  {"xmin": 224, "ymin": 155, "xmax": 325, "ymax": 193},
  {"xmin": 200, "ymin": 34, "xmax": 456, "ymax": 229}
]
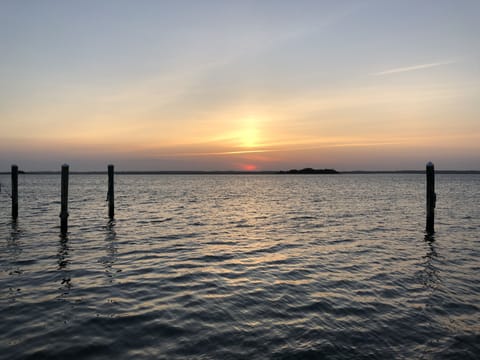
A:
[
  {"xmin": 426, "ymin": 162, "xmax": 436, "ymax": 234},
  {"xmin": 60, "ymin": 164, "xmax": 69, "ymax": 234},
  {"xmin": 12, "ymin": 165, "xmax": 18, "ymax": 219},
  {"xmin": 107, "ymin": 164, "xmax": 114, "ymax": 219}
]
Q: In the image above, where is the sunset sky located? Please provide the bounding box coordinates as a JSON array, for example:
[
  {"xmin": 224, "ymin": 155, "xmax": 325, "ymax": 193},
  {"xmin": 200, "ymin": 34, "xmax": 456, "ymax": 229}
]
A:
[{"xmin": 1, "ymin": 0, "xmax": 479, "ymax": 171}]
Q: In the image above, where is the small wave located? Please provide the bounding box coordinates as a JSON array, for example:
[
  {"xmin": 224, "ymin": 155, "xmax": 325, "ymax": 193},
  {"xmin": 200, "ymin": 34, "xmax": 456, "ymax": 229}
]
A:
[{"xmin": 150, "ymin": 217, "xmax": 173, "ymax": 223}]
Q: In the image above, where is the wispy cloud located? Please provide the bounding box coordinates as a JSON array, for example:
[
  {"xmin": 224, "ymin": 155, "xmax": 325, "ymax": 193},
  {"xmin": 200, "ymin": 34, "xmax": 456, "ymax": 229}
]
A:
[
  {"xmin": 160, "ymin": 149, "xmax": 277, "ymax": 157},
  {"xmin": 372, "ymin": 61, "xmax": 455, "ymax": 76}
]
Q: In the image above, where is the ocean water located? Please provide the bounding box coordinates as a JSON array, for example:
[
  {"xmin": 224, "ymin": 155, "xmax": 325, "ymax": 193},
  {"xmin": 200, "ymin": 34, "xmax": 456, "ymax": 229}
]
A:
[{"xmin": 0, "ymin": 174, "xmax": 479, "ymax": 359}]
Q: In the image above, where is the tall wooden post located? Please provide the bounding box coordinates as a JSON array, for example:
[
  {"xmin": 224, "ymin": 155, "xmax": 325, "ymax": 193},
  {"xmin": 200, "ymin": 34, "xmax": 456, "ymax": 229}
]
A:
[
  {"xmin": 60, "ymin": 164, "xmax": 69, "ymax": 235},
  {"xmin": 11, "ymin": 165, "xmax": 18, "ymax": 219},
  {"xmin": 108, "ymin": 164, "xmax": 114, "ymax": 220},
  {"xmin": 426, "ymin": 162, "xmax": 436, "ymax": 234}
]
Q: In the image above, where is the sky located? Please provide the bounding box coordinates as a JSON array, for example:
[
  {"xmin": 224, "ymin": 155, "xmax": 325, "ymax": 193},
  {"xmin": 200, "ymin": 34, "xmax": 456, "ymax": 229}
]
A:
[{"xmin": 1, "ymin": 0, "xmax": 479, "ymax": 171}]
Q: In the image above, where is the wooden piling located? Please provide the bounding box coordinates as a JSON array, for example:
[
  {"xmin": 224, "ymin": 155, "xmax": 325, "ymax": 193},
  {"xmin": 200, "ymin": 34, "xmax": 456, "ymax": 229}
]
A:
[
  {"xmin": 108, "ymin": 164, "xmax": 114, "ymax": 219},
  {"xmin": 426, "ymin": 162, "xmax": 436, "ymax": 234},
  {"xmin": 60, "ymin": 164, "xmax": 69, "ymax": 234},
  {"xmin": 12, "ymin": 165, "xmax": 18, "ymax": 219}
]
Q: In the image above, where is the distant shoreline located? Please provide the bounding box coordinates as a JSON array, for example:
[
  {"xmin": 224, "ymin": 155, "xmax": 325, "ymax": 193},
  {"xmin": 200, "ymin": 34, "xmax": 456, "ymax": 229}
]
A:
[{"xmin": 1, "ymin": 170, "xmax": 479, "ymax": 175}]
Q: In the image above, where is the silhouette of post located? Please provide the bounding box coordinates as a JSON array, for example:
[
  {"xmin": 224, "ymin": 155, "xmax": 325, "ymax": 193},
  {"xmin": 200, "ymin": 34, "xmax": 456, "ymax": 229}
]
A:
[
  {"xmin": 426, "ymin": 162, "xmax": 436, "ymax": 234},
  {"xmin": 108, "ymin": 164, "xmax": 114, "ymax": 220},
  {"xmin": 11, "ymin": 165, "xmax": 18, "ymax": 219},
  {"xmin": 60, "ymin": 164, "xmax": 69, "ymax": 235}
]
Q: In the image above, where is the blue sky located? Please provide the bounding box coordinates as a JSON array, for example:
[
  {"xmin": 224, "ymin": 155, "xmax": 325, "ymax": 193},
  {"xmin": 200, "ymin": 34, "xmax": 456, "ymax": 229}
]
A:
[{"xmin": 1, "ymin": 0, "xmax": 479, "ymax": 171}]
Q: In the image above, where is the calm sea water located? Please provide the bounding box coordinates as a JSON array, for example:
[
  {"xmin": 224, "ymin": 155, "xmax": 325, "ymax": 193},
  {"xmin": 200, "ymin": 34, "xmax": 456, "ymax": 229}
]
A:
[{"xmin": 0, "ymin": 174, "xmax": 479, "ymax": 359}]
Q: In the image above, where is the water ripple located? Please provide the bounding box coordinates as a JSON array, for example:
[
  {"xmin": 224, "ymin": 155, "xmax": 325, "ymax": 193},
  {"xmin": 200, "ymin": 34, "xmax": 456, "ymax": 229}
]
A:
[{"xmin": 1, "ymin": 174, "xmax": 479, "ymax": 359}]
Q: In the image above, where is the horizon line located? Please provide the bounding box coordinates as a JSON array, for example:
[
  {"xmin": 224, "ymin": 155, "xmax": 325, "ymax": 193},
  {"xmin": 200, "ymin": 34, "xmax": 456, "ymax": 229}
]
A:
[{"xmin": 1, "ymin": 169, "xmax": 479, "ymax": 175}]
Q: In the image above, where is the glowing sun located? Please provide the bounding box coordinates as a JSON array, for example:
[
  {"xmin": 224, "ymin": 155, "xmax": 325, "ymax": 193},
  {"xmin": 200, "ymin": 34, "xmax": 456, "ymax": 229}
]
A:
[
  {"xmin": 239, "ymin": 127, "xmax": 259, "ymax": 148},
  {"xmin": 243, "ymin": 164, "xmax": 257, "ymax": 171}
]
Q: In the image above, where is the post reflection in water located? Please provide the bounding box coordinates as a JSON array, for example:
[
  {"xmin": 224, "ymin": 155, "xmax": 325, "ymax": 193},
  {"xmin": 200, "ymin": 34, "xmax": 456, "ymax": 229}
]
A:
[
  {"xmin": 103, "ymin": 220, "xmax": 118, "ymax": 283},
  {"xmin": 10, "ymin": 220, "xmax": 20, "ymax": 240},
  {"xmin": 422, "ymin": 234, "xmax": 441, "ymax": 290},
  {"xmin": 8, "ymin": 220, "xmax": 21, "ymax": 258},
  {"xmin": 57, "ymin": 234, "xmax": 71, "ymax": 296},
  {"xmin": 7, "ymin": 220, "xmax": 22, "ymax": 303}
]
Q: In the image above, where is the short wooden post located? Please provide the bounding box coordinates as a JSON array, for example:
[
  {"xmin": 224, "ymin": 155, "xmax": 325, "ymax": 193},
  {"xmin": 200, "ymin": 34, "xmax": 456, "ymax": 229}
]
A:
[
  {"xmin": 60, "ymin": 164, "xmax": 69, "ymax": 234},
  {"xmin": 426, "ymin": 162, "xmax": 436, "ymax": 234},
  {"xmin": 11, "ymin": 165, "xmax": 18, "ymax": 219},
  {"xmin": 107, "ymin": 164, "xmax": 114, "ymax": 219}
]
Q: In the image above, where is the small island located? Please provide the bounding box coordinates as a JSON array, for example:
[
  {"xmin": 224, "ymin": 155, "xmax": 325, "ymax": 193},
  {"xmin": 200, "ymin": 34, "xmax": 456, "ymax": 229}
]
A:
[{"xmin": 279, "ymin": 168, "xmax": 339, "ymax": 174}]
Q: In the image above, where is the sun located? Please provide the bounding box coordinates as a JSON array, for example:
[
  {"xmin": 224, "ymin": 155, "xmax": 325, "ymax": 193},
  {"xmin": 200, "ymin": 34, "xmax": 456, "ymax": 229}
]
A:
[
  {"xmin": 237, "ymin": 117, "xmax": 261, "ymax": 148},
  {"xmin": 212, "ymin": 116, "xmax": 264, "ymax": 150},
  {"xmin": 243, "ymin": 164, "xmax": 257, "ymax": 171},
  {"xmin": 239, "ymin": 127, "xmax": 259, "ymax": 148}
]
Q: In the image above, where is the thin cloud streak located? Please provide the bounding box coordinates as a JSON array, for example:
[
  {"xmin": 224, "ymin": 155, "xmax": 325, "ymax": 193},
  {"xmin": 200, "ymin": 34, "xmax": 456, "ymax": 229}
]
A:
[
  {"xmin": 150, "ymin": 149, "xmax": 277, "ymax": 158},
  {"xmin": 372, "ymin": 61, "xmax": 455, "ymax": 76},
  {"xmin": 148, "ymin": 140, "xmax": 410, "ymax": 158}
]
